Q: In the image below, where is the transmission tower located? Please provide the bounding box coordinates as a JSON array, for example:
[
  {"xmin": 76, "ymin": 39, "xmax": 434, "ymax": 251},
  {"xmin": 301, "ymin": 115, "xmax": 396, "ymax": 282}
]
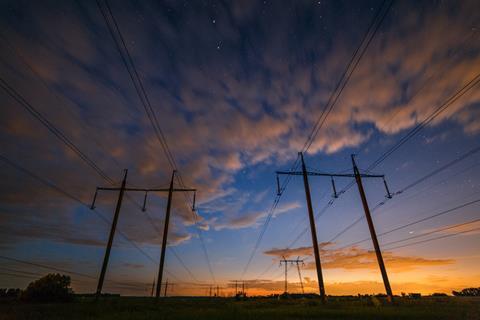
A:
[
  {"xmin": 90, "ymin": 170, "xmax": 196, "ymax": 299},
  {"xmin": 164, "ymin": 279, "xmax": 174, "ymax": 297},
  {"xmin": 276, "ymin": 152, "xmax": 394, "ymax": 302},
  {"xmin": 279, "ymin": 257, "xmax": 304, "ymax": 294}
]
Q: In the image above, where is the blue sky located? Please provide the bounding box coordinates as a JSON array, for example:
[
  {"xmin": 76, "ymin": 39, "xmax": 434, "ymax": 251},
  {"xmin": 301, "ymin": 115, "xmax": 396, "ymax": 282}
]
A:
[{"xmin": 0, "ymin": 0, "xmax": 479, "ymax": 295}]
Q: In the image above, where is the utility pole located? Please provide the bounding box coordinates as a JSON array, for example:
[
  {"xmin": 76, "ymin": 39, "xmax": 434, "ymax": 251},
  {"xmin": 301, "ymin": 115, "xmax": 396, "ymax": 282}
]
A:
[
  {"xmin": 156, "ymin": 170, "xmax": 174, "ymax": 299},
  {"xmin": 296, "ymin": 258, "xmax": 305, "ymax": 294},
  {"xmin": 279, "ymin": 257, "xmax": 304, "ymax": 294},
  {"xmin": 230, "ymin": 280, "xmax": 246, "ymax": 296},
  {"xmin": 151, "ymin": 277, "xmax": 155, "ymax": 297},
  {"xmin": 90, "ymin": 169, "xmax": 196, "ymax": 299},
  {"xmin": 94, "ymin": 169, "xmax": 127, "ymax": 298},
  {"xmin": 276, "ymin": 153, "xmax": 393, "ymax": 302},
  {"xmin": 277, "ymin": 153, "xmax": 325, "ymax": 302},
  {"xmin": 351, "ymin": 155, "xmax": 393, "ymax": 301}
]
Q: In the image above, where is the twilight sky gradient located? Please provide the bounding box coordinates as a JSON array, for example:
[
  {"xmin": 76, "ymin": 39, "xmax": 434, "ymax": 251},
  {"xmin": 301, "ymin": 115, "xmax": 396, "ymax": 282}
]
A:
[{"xmin": 0, "ymin": 0, "xmax": 479, "ymax": 296}]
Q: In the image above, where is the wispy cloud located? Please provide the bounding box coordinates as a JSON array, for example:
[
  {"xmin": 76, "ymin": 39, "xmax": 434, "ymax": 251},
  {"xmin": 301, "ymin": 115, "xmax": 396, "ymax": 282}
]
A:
[{"xmin": 264, "ymin": 243, "xmax": 453, "ymax": 272}]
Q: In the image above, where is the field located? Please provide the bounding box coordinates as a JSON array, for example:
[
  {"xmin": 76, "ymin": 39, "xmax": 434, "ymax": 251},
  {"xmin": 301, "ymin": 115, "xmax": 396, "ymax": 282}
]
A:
[{"xmin": 1, "ymin": 296, "xmax": 479, "ymax": 320}]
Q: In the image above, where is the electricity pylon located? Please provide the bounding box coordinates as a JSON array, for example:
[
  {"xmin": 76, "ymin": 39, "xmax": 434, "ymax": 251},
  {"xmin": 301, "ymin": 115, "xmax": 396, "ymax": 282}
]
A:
[
  {"xmin": 279, "ymin": 257, "xmax": 304, "ymax": 294},
  {"xmin": 164, "ymin": 280, "xmax": 174, "ymax": 297},
  {"xmin": 296, "ymin": 259, "xmax": 305, "ymax": 294},
  {"xmin": 229, "ymin": 280, "xmax": 248, "ymax": 296},
  {"xmin": 276, "ymin": 153, "xmax": 394, "ymax": 302},
  {"xmin": 90, "ymin": 169, "xmax": 196, "ymax": 299},
  {"xmin": 351, "ymin": 155, "xmax": 393, "ymax": 301},
  {"xmin": 150, "ymin": 276, "xmax": 155, "ymax": 297}
]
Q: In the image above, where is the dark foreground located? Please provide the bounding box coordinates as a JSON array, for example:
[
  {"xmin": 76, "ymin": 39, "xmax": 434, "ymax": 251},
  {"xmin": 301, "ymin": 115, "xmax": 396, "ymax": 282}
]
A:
[{"xmin": 1, "ymin": 296, "xmax": 479, "ymax": 320}]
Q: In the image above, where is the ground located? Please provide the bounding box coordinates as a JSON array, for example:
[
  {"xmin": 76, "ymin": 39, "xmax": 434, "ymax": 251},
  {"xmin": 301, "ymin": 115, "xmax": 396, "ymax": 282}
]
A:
[{"xmin": 1, "ymin": 296, "xmax": 479, "ymax": 320}]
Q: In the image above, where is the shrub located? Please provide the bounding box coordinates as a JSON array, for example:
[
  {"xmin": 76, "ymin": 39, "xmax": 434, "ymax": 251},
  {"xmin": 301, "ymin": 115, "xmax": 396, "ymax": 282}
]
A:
[
  {"xmin": 452, "ymin": 288, "xmax": 480, "ymax": 297},
  {"xmin": 21, "ymin": 273, "xmax": 74, "ymax": 303},
  {"xmin": 0, "ymin": 288, "xmax": 21, "ymax": 298}
]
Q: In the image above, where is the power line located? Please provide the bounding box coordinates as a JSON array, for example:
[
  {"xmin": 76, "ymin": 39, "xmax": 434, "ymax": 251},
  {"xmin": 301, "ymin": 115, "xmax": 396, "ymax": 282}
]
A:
[
  {"xmin": 169, "ymin": 247, "xmax": 199, "ymax": 283},
  {"xmin": 317, "ymin": 71, "xmax": 480, "ymax": 247},
  {"xmin": 0, "ymin": 255, "xmax": 96, "ymax": 280},
  {"xmin": 0, "ymin": 255, "xmax": 158, "ymax": 291},
  {"xmin": 384, "ymin": 226, "xmax": 480, "ymax": 251},
  {"xmin": 248, "ymin": 0, "xmax": 395, "ymax": 278},
  {"xmin": 242, "ymin": 155, "xmax": 301, "ymax": 278},
  {"xmin": 95, "ymin": 0, "xmax": 176, "ymax": 170},
  {"xmin": 0, "ymin": 78, "xmax": 114, "ymax": 184},
  {"xmin": 381, "ymin": 217, "xmax": 480, "ymax": 248},
  {"xmin": 327, "ymin": 144, "xmax": 480, "ymax": 242},
  {"xmin": 398, "ymin": 145, "xmax": 480, "ymax": 194},
  {"xmin": 95, "ymin": 0, "xmax": 215, "ymax": 285},
  {"xmin": 302, "ymin": 0, "xmax": 394, "ymax": 153},
  {"xmin": 336, "ymin": 196, "xmax": 480, "ymax": 250},
  {"xmin": 368, "ymin": 29, "xmax": 479, "ymax": 140},
  {"xmin": 0, "ymin": 153, "xmax": 180, "ymax": 281},
  {"xmin": 0, "ymin": 30, "xmax": 167, "ymax": 233},
  {"xmin": 0, "ymin": 31, "xmax": 123, "ymax": 170},
  {"xmin": 367, "ymin": 72, "xmax": 480, "ymax": 171}
]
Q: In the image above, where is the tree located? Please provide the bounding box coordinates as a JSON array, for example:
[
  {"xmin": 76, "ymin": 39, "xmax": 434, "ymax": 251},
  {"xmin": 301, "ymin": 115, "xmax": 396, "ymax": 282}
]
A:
[
  {"xmin": 452, "ymin": 288, "xmax": 480, "ymax": 297},
  {"xmin": 21, "ymin": 273, "xmax": 74, "ymax": 302}
]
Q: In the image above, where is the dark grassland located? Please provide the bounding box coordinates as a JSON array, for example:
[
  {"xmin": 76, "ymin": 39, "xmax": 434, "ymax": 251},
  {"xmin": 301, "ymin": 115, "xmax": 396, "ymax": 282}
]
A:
[{"xmin": 1, "ymin": 296, "xmax": 479, "ymax": 320}]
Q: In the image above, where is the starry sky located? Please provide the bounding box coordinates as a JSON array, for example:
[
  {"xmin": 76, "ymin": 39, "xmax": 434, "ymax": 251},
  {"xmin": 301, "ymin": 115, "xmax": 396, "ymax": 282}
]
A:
[{"xmin": 0, "ymin": 0, "xmax": 479, "ymax": 296}]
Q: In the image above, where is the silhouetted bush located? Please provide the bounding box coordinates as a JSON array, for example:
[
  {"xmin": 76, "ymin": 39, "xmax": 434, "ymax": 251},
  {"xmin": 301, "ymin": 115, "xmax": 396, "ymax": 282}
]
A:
[
  {"xmin": 432, "ymin": 293, "xmax": 448, "ymax": 297},
  {"xmin": 452, "ymin": 288, "xmax": 480, "ymax": 297},
  {"xmin": 21, "ymin": 273, "xmax": 73, "ymax": 303},
  {"xmin": 0, "ymin": 288, "xmax": 21, "ymax": 298}
]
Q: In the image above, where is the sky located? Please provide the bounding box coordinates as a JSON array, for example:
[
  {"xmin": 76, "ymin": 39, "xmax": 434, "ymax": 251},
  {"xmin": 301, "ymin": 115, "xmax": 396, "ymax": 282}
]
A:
[{"xmin": 0, "ymin": 0, "xmax": 479, "ymax": 297}]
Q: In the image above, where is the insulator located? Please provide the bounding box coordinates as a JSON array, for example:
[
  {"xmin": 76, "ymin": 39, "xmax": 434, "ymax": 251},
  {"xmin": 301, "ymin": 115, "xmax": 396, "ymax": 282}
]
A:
[
  {"xmin": 383, "ymin": 177, "xmax": 392, "ymax": 199},
  {"xmin": 192, "ymin": 191, "xmax": 196, "ymax": 211},
  {"xmin": 331, "ymin": 177, "xmax": 338, "ymax": 198},
  {"xmin": 90, "ymin": 189, "xmax": 98, "ymax": 210},
  {"xmin": 142, "ymin": 191, "xmax": 148, "ymax": 212},
  {"xmin": 276, "ymin": 175, "xmax": 281, "ymax": 196}
]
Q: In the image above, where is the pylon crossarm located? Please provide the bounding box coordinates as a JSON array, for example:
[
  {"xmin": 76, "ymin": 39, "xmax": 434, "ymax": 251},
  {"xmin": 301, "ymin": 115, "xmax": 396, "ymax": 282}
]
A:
[
  {"xmin": 276, "ymin": 174, "xmax": 281, "ymax": 196},
  {"xmin": 277, "ymin": 170, "xmax": 384, "ymax": 179},
  {"xmin": 383, "ymin": 177, "xmax": 393, "ymax": 198},
  {"xmin": 331, "ymin": 177, "xmax": 338, "ymax": 198},
  {"xmin": 96, "ymin": 187, "xmax": 196, "ymax": 192},
  {"xmin": 142, "ymin": 191, "xmax": 148, "ymax": 212}
]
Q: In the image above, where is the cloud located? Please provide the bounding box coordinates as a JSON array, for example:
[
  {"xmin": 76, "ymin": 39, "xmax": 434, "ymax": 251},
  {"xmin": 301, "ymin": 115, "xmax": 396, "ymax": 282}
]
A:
[
  {"xmin": 0, "ymin": 0, "xmax": 479, "ymax": 254},
  {"xmin": 214, "ymin": 201, "xmax": 301, "ymax": 230},
  {"xmin": 122, "ymin": 263, "xmax": 144, "ymax": 269},
  {"xmin": 264, "ymin": 243, "xmax": 453, "ymax": 272}
]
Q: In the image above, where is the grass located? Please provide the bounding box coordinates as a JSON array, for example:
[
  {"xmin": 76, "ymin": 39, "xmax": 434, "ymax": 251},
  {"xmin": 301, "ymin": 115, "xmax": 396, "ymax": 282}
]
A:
[{"xmin": 1, "ymin": 296, "xmax": 479, "ymax": 320}]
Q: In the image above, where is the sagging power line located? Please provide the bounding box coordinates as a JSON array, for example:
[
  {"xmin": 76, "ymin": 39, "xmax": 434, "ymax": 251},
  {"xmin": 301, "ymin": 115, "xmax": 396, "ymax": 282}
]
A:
[
  {"xmin": 96, "ymin": 0, "xmax": 216, "ymax": 285},
  {"xmin": 243, "ymin": 0, "xmax": 394, "ymax": 279}
]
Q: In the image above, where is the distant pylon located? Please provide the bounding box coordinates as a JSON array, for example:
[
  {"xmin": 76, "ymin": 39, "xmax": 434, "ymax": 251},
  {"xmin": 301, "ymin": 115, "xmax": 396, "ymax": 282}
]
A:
[{"xmin": 279, "ymin": 257, "xmax": 304, "ymax": 294}]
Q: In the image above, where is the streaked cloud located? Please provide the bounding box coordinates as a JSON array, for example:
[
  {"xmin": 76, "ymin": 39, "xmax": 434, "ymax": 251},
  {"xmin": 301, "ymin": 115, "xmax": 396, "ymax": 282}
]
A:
[{"xmin": 264, "ymin": 243, "xmax": 453, "ymax": 272}]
